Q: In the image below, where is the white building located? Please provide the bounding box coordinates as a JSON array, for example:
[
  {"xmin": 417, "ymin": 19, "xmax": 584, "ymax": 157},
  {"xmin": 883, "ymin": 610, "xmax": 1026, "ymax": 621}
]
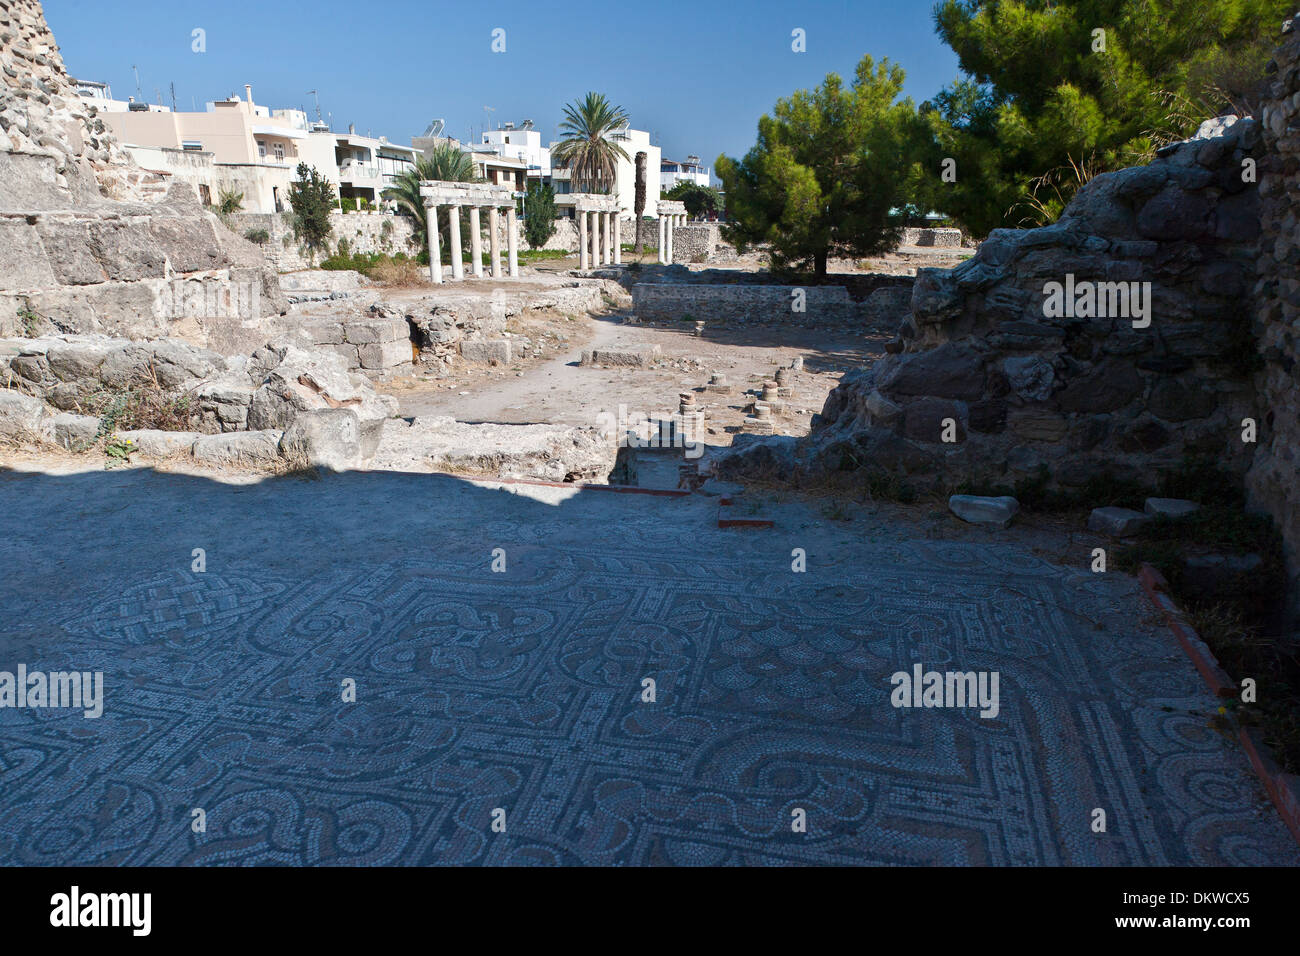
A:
[
  {"xmin": 661, "ymin": 155, "xmax": 711, "ymax": 190},
  {"xmin": 73, "ymin": 78, "xmax": 170, "ymax": 113},
  {"xmin": 96, "ymin": 83, "xmax": 416, "ymax": 213},
  {"xmin": 480, "ymin": 122, "xmax": 550, "ymax": 184},
  {"xmin": 549, "ymin": 126, "xmax": 660, "ymax": 220}
]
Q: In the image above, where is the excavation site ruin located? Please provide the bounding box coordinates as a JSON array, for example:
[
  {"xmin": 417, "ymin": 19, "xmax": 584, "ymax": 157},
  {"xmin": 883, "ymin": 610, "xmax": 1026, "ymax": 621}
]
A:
[{"xmin": 2, "ymin": 0, "xmax": 1299, "ymax": 887}]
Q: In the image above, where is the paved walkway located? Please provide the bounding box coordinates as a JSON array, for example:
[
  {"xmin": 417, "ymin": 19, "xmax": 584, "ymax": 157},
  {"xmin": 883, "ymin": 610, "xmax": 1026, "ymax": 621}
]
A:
[{"xmin": 0, "ymin": 463, "xmax": 1295, "ymax": 865}]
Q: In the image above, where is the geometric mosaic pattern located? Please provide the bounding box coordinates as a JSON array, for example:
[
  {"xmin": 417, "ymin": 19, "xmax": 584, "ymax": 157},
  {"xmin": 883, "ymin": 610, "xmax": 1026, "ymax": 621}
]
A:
[{"xmin": 0, "ymin": 475, "xmax": 1296, "ymax": 866}]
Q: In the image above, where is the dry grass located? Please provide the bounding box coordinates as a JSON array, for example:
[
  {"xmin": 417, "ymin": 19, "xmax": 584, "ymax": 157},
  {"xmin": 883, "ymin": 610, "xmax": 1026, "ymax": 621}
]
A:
[{"xmin": 368, "ymin": 257, "xmax": 428, "ymax": 287}]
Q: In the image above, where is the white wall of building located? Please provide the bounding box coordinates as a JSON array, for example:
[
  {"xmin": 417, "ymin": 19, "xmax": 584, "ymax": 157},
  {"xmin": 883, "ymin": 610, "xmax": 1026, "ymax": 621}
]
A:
[{"xmin": 661, "ymin": 157, "xmax": 712, "ymax": 190}]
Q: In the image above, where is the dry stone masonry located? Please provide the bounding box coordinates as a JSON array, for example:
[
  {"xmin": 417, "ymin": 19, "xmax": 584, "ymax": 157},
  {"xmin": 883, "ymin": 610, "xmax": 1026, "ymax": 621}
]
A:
[
  {"xmin": 1246, "ymin": 12, "xmax": 1300, "ymax": 612},
  {"xmin": 0, "ymin": 0, "xmax": 287, "ymax": 350},
  {"xmin": 790, "ymin": 111, "xmax": 1264, "ymax": 492}
]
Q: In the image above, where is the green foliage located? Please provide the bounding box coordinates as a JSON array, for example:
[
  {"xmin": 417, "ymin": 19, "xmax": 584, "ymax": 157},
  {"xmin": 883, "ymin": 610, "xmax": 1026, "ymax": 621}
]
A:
[
  {"xmin": 551, "ymin": 92, "xmax": 631, "ymax": 194},
  {"xmin": 716, "ymin": 56, "xmax": 929, "ymax": 276},
  {"xmin": 320, "ymin": 250, "xmax": 416, "ymax": 276},
  {"xmin": 103, "ymin": 435, "xmax": 136, "ymax": 464},
  {"xmin": 522, "ymin": 183, "xmax": 558, "ymax": 249},
  {"xmin": 339, "ymin": 197, "xmax": 374, "ymax": 213},
  {"xmin": 242, "ymin": 228, "xmax": 270, "ymax": 245},
  {"xmin": 17, "ymin": 307, "xmax": 42, "ymax": 336},
  {"xmin": 663, "ymin": 181, "xmax": 723, "ymax": 219},
  {"xmin": 928, "ymin": 0, "xmax": 1292, "ymax": 235},
  {"xmin": 216, "ymin": 187, "xmax": 244, "ymax": 215},
  {"xmin": 287, "ymin": 163, "xmax": 336, "ymax": 257},
  {"xmin": 383, "ymin": 144, "xmax": 479, "ymax": 255}
]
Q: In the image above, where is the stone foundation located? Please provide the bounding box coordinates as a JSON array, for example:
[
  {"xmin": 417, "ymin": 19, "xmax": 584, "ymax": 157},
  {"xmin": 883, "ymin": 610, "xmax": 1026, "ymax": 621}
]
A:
[{"xmin": 632, "ymin": 283, "xmax": 858, "ymax": 323}]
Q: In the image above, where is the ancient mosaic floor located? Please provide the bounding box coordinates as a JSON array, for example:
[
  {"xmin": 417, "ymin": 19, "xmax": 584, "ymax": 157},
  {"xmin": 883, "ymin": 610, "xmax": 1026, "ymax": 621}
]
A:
[{"xmin": 0, "ymin": 466, "xmax": 1295, "ymax": 865}]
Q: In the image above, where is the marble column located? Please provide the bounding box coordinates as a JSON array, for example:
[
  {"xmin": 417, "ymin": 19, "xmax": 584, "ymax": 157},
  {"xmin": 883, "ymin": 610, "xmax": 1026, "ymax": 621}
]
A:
[
  {"xmin": 426, "ymin": 205, "xmax": 443, "ymax": 284},
  {"xmin": 506, "ymin": 204, "xmax": 519, "ymax": 278},
  {"xmin": 448, "ymin": 203, "xmax": 464, "ymax": 281},
  {"xmin": 612, "ymin": 214, "xmax": 622, "ymax": 264},
  {"xmin": 488, "ymin": 206, "xmax": 502, "ymax": 278},
  {"xmin": 665, "ymin": 214, "xmax": 674, "ymax": 265},
  {"xmin": 577, "ymin": 208, "xmax": 589, "ymax": 270},
  {"xmin": 590, "ymin": 211, "xmax": 600, "ymax": 267},
  {"xmin": 597, "ymin": 211, "xmax": 606, "ymax": 265},
  {"xmin": 604, "ymin": 212, "xmax": 613, "ymax": 264},
  {"xmin": 657, "ymin": 215, "xmax": 666, "ymax": 264},
  {"xmin": 469, "ymin": 206, "xmax": 483, "ymax": 278}
]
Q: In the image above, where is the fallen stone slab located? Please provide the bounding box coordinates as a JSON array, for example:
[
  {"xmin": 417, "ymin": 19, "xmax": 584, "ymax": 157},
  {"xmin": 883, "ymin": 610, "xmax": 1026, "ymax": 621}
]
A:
[
  {"xmin": 192, "ymin": 430, "xmax": 285, "ymax": 467},
  {"xmin": 459, "ymin": 338, "xmax": 512, "ymax": 364},
  {"xmin": 374, "ymin": 417, "xmax": 616, "ymax": 482},
  {"xmin": 279, "ymin": 408, "xmax": 362, "ymax": 471},
  {"xmin": 580, "ymin": 345, "xmax": 661, "ymax": 368},
  {"xmin": 117, "ymin": 429, "xmax": 203, "ymax": 458},
  {"xmin": 1088, "ymin": 506, "xmax": 1152, "ymax": 536},
  {"xmin": 1145, "ymin": 497, "xmax": 1201, "ymax": 519},
  {"xmin": 949, "ymin": 494, "xmax": 1020, "ymax": 529}
]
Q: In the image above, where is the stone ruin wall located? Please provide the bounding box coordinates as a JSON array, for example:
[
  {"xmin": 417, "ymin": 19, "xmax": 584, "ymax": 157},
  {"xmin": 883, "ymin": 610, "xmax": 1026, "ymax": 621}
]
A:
[
  {"xmin": 0, "ymin": 0, "xmax": 287, "ymax": 354},
  {"xmin": 1246, "ymin": 14, "xmax": 1300, "ymax": 611},
  {"xmin": 230, "ymin": 211, "xmax": 420, "ymax": 273},
  {"xmin": 633, "ymin": 283, "xmax": 858, "ymax": 323},
  {"xmin": 774, "ymin": 14, "xmax": 1300, "ymax": 612}
]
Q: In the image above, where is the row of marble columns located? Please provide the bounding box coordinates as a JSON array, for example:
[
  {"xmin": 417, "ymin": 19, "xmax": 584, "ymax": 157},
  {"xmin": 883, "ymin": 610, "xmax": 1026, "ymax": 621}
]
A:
[
  {"xmin": 575, "ymin": 210, "xmax": 622, "ymax": 271},
  {"xmin": 424, "ymin": 202, "xmax": 519, "ymax": 284},
  {"xmin": 658, "ymin": 213, "xmax": 687, "ymax": 265}
]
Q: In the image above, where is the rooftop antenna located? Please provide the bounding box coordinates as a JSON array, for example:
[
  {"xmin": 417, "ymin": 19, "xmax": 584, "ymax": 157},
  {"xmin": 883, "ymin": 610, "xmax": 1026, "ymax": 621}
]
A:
[
  {"xmin": 169, "ymin": 82, "xmax": 176, "ymax": 112},
  {"xmin": 307, "ymin": 90, "xmax": 323, "ymax": 124},
  {"xmin": 132, "ymin": 65, "xmax": 142, "ymax": 100},
  {"xmin": 482, "ymin": 105, "xmax": 495, "ymax": 141}
]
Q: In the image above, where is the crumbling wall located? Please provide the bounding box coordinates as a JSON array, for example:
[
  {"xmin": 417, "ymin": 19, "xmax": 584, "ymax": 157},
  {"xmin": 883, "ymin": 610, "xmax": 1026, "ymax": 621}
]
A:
[
  {"xmin": 797, "ymin": 112, "xmax": 1263, "ymax": 493},
  {"xmin": 230, "ymin": 211, "xmax": 420, "ymax": 273},
  {"xmin": 1246, "ymin": 12, "xmax": 1300, "ymax": 610},
  {"xmin": 633, "ymin": 283, "xmax": 858, "ymax": 323},
  {"xmin": 0, "ymin": 0, "xmax": 287, "ymax": 350}
]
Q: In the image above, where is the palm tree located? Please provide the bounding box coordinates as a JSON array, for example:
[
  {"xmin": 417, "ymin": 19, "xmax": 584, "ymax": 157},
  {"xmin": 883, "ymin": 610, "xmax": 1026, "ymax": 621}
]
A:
[
  {"xmin": 383, "ymin": 143, "xmax": 480, "ymax": 256},
  {"xmin": 551, "ymin": 92, "xmax": 631, "ymax": 194}
]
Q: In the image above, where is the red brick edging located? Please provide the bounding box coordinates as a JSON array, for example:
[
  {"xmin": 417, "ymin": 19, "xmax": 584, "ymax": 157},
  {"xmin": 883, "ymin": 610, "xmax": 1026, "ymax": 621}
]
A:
[
  {"xmin": 717, "ymin": 496, "xmax": 774, "ymax": 529},
  {"xmin": 1138, "ymin": 563, "xmax": 1300, "ymax": 844}
]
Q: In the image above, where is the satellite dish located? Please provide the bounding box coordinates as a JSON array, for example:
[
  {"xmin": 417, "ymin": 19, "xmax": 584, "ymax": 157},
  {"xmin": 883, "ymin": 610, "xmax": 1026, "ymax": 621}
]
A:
[{"xmin": 422, "ymin": 118, "xmax": 446, "ymax": 138}]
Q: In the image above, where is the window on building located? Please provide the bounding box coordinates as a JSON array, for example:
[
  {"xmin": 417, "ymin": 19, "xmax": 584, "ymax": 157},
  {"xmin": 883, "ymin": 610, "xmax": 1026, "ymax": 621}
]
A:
[
  {"xmin": 257, "ymin": 141, "xmax": 266, "ymax": 159},
  {"xmin": 273, "ymin": 142, "xmax": 285, "ymax": 161},
  {"xmin": 182, "ymin": 140, "xmax": 203, "ymax": 152}
]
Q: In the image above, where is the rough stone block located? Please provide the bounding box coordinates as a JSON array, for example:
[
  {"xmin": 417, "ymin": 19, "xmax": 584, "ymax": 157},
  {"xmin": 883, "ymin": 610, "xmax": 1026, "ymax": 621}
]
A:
[
  {"xmin": 279, "ymin": 408, "xmax": 362, "ymax": 470},
  {"xmin": 192, "ymin": 430, "xmax": 284, "ymax": 467},
  {"xmin": 580, "ymin": 345, "xmax": 660, "ymax": 368},
  {"xmin": 949, "ymin": 494, "xmax": 1020, "ymax": 529},
  {"xmin": 358, "ymin": 338, "xmax": 412, "ymax": 370},
  {"xmin": 1087, "ymin": 506, "xmax": 1151, "ymax": 536},
  {"xmin": 117, "ymin": 429, "xmax": 201, "ymax": 458},
  {"xmin": 42, "ymin": 411, "xmax": 98, "ymax": 449},
  {"xmin": 460, "ymin": 338, "xmax": 512, "ymax": 364},
  {"xmin": 1144, "ymin": 497, "xmax": 1201, "ymax": 519},
  {"xmin": 0, "ymin": 389, "xmax": 45, "ymax": 438}
]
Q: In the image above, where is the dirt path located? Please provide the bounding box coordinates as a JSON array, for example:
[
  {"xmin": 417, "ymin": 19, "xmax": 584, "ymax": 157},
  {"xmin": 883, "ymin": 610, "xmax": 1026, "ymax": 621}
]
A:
[{"xmin": 385, "ymin": 311, "xmax": 885, "ymax": 440}]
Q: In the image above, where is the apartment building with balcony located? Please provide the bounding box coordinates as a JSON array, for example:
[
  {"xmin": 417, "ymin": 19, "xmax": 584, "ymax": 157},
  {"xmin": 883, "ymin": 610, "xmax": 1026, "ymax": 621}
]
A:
[
  {"xmin": 96, "ymin": 84, "xmax": 416, "ymax": 214},
  {"xmin": 661, "ymin": 155, "xmax": 712, "ymax": 190}
]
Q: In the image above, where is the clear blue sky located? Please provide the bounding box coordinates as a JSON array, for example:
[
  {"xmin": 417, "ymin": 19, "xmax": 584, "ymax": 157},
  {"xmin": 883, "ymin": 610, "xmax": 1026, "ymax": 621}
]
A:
[{"xmin": 44, "ymin": 0, "xmax": 960, "ymax": 167}]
